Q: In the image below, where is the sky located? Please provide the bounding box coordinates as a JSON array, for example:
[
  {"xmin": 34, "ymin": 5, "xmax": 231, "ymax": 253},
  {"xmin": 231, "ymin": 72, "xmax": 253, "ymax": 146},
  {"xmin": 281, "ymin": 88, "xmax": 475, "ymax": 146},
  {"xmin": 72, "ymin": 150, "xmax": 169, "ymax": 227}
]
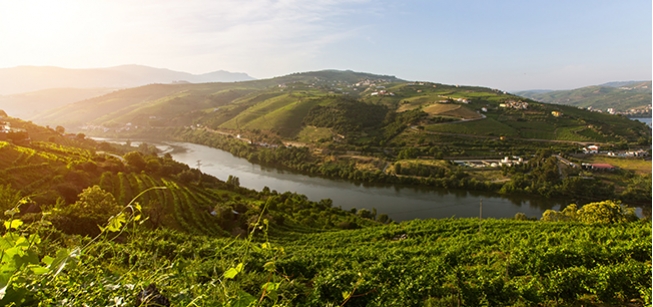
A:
[{"xmin": 0, "ymin": 0, "xmax": 651, "ymax": 91}]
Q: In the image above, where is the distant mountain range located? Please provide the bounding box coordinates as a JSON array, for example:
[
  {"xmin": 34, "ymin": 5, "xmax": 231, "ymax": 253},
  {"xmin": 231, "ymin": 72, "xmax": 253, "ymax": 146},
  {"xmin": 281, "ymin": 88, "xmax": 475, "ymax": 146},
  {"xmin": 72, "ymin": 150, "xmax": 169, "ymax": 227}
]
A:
[
  {"xmin": 0, "ymin": 87, "xmax": 117, "ymax": 120},
  {"xmin": 515, "ymin": 81, "xmax": 652, "ymax": 112},
  {"xmin": 0, "ymin": 65, "xmax": 255, "ymax": 120},
  {"xmin": 0, "ymin": 65, "xmax": 255, "ymax": 95}
]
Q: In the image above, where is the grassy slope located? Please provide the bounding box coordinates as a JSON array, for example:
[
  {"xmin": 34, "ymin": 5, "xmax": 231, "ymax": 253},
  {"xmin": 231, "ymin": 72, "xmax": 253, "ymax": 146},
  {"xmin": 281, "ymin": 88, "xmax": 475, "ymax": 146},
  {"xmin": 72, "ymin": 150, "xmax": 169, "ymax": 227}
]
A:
[
  {"xmin": 516, "ymin": 81, "xmax": 652, "ymax": 111},
  {"xmin": 29, "ymin": 70, "xmax": 649, "ymax": 145}
]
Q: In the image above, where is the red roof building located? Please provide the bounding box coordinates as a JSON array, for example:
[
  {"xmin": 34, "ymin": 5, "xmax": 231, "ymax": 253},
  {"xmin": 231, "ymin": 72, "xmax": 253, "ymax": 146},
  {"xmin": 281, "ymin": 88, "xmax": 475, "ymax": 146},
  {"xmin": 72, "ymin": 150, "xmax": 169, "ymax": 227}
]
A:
[{"xmin": 591, "ymin": 163, "xmax": 615, "ymax": 171}]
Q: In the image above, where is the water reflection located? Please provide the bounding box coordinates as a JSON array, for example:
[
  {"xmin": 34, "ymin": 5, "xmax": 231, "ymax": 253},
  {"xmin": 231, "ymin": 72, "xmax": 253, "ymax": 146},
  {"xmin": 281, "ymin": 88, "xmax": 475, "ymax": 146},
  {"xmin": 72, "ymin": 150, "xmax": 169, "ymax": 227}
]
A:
[{"xmin": 94, "ymin": 138, "xmax": 649, "ymax": 221}]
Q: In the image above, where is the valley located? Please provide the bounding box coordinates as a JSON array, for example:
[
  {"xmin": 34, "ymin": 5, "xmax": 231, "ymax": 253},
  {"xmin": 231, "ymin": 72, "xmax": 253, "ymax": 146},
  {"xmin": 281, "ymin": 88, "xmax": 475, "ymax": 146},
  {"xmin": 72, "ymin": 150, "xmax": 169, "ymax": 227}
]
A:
[{"xmin": 0, "ymin": 70, "xmax": 650, "ymax": 306}]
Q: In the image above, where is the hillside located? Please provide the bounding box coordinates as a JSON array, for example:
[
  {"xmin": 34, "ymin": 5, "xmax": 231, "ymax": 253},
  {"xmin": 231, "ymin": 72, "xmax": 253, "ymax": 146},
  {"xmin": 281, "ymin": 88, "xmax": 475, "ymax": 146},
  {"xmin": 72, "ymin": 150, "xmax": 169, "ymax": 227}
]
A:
[
  {"xmin": 0, "ymin": 65, "xmax": 255, "ymax": 95},
  {"xmin": 515, "ymin": 81, "xmax": 652, "ymax": 113},
  {"xmin": 0, "ymin": 87, "xmax": 116, "ymax": 120},
  {"xmin": 0, "ymin": 114, "xmax": 375, "ymax": 237},
  {"xmin": 35, "ymin": 71, "xmax": 648, "ymax": 145},
  {"xmin": 0, "ymin": 109, "xmax": 651, "ymax": 307},
  {"xmin": 26, "ymin": 70, "xmax": 653, "ymax": 204}
]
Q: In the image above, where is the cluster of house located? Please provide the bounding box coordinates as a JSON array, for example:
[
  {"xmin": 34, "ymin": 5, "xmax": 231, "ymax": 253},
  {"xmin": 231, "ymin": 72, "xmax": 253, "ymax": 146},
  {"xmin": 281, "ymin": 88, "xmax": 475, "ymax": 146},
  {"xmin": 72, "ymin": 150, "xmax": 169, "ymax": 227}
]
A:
[
  {"xmin": 499, "ymin": 100, "xmax": 529, "ymax": 110},
  {"xmin": 80, "ymin": 125, "xmax": 112, "ymax": 133},
  {"xmin": 584, "ymin": 104, "xmax": 651, "ymax": 117},
  {"xmin": 607, "ymin": 149, "xmax": 649, "ymax": 158},
  {"xmin": 582, "ymin": 145, "xmax": 600, "ymax": 154},
  {"xmin": 582, "ymin": 145, "xmax": 649, "ymax": 158},
  {"xmin": 453, "ymin": 156, "xmax": 525, "ymax": 168},
  {"xmin": 0, "ymin": 121, "xmax": 26, "ymax": 135},
  {"xmin": 0, "ymin": 120, "xmax": 10, "ymax": 134},
  {"xmin": 370, "ymin": 90, "xmax": 395, "ymax": 96}
]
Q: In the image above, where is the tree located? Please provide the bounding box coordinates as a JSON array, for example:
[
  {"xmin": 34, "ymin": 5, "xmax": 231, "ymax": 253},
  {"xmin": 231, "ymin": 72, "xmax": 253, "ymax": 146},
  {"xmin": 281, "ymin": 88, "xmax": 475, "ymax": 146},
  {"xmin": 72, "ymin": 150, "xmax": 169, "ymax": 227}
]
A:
[
  {"xmin": 576, "ymin": 200, "xmax": 637, "ymax": 224},
  {"xmin": 177, "ymin": 170, "xmax": 197, "ymax": 184},
  {"xmin": 57, "ymin": 185, "xmax": 121, "ymax": 235},
  {"xmin": 541, "ymin": 201, "xmax": 638, "ymax": 224},
  {"xmin": 378, "ymin": 214, "xmax": 390, "ymax": 224},
  {"xmin": 226, "ymin": 175, "xmax": 240, "ymax": 187},
  {"xmin": 55, "ymin": 125, "xmax": 65, "ymax": 134},
  {"xmin": 124, "ymin": 151, "xmax": 146, "ymax": 172}
]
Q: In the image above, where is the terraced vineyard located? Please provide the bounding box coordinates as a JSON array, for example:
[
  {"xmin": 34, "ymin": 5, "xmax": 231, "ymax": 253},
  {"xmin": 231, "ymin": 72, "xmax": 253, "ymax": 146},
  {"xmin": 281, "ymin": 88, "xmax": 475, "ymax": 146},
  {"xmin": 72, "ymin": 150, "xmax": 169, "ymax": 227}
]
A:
[{"xmin": 0, "ymin": 114, "xmax": 650, "ymax": 307}]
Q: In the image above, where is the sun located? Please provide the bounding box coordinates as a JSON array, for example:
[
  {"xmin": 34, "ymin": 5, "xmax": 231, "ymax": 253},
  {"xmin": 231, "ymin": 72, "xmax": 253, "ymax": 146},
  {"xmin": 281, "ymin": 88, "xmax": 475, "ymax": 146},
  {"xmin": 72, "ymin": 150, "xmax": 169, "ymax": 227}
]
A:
[{"xmin": 0, "ymin": 1, "xmax": 114, "ymax": 67}]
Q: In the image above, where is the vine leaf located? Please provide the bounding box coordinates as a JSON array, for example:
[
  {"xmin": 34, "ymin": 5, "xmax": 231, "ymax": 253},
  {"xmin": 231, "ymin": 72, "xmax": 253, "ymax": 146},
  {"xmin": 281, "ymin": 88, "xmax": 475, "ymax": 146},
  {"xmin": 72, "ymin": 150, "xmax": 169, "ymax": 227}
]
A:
[
  {"xmin": 223, "ymin": 263, "xmax": 244, "ymax": 280},
  {"xmin": 3, "ymin": 219, "xmax": 22, "ymax": 230}
]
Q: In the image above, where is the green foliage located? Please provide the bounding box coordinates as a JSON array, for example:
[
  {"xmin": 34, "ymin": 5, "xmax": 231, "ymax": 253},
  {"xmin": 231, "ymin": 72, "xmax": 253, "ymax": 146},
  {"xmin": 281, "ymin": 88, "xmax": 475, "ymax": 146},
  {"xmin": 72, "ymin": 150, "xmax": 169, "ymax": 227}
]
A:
[
  {"xmin": 541, "ymin": 201, "xmax": 638, "ymax": 223},
  {"xmin": 54, "ymin": 185, "xmax": 121, "ymax": 236},
  {"xmin": 303, "ymin": 97, "xmax": 388, "ymax": 135},
  {"xmin": 124, "ymin": 151, "xmax": 147, "ymax": 172},
  {"xmin": 0, "ymin": 185, "xmax": 22, "ymax": 213}
]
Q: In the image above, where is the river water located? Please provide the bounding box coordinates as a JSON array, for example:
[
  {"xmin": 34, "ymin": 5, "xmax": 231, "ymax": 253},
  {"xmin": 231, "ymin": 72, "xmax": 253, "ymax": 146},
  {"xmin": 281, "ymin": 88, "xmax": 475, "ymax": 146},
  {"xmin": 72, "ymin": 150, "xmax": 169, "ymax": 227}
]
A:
[
  {"xmin": 96, "ymin": 139, "xmax": 566, "ymax": 221},
  {"xmin": 632, "ymin": 117, "xmax": 652, "ymax": 128}
]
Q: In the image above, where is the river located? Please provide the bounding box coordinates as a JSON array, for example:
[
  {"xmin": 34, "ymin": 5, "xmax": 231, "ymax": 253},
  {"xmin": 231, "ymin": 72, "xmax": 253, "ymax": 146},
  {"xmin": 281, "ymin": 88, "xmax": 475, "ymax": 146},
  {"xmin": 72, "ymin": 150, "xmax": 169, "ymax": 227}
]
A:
[
  {"xmin": 632, "ymin": 117, "xmax": 652, "ymax": 128},
  {"xmin": 95, "ymin": 138, "xmax": 571, "ymax": 221}
]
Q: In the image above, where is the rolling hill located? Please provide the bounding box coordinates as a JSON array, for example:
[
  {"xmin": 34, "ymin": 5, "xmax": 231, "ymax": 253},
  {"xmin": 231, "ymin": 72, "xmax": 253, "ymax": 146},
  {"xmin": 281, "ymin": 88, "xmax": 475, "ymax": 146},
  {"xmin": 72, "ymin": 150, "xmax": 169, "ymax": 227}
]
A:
[
  {"xmin": 0, "ymin": 113, "xmax": 650, "ymax": 307},
  {"xmin": 33, "ymin": 70, "xmax": 650, "ymax": 147},
  {"xmin": 0, "ymin": 87, "xmax": 117, "ymax": 120},
  {"xmin": 0, "ymin": 65, "xmax": 255, "ymax": 95},
  {"xmin": 515, "ymin": 81, "xmax": 652, "ymax": 112}
]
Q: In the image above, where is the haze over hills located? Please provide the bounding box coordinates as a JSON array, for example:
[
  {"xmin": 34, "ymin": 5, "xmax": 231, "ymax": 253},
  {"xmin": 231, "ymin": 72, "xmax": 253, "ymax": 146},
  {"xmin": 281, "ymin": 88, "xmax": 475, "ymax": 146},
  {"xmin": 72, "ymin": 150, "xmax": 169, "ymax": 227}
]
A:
[
  {"xmin": 0, "ymin": 65, "xmax": 255, "ymax": 95},
  {"xmin": 515, "ymin": 81, "xmax": 652, "ymax": 113},
  {"xmin": 0, "ymin": 87, "xmax": 117, "ymax": 120},
  {"xmin": 33, "ymin": 69, "xmax": 401, "ymax": 128}
]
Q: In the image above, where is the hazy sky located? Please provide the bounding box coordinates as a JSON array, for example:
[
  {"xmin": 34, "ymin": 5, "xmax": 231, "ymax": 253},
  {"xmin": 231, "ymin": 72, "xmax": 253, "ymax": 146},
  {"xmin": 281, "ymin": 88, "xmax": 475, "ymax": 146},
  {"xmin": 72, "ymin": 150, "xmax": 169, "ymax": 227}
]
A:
[{"xmin": 1, "ymin": 0, "xmax": 651, "ymax": 91}]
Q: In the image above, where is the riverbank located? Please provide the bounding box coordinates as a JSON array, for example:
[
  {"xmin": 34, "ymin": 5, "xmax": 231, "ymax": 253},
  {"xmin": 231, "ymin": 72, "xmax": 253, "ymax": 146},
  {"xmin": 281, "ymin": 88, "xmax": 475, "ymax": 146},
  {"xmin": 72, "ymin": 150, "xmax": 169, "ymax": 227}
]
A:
[
  {"xmin": 92, "ymin": 135, "xmax": 653, "ymax": 220},
  {"xmin": 88, "ymin": 124, "xmax": 652, "ymax": 214}
]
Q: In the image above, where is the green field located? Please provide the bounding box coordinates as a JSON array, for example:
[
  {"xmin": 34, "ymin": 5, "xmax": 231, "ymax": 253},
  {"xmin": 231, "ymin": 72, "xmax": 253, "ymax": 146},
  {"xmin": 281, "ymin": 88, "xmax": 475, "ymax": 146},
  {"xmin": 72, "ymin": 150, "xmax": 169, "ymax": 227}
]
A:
[
  {"xmin": 6, "ymin": 214, "xmax": 650, "ymax": 306},
  {"xmin": 425, "ymin": 118, "xmax": 518, "ymax": 137},
  {"xmin": 1, "ymin": 112, "xmax": 651, "ymax": 306},
  {"xmin": 297, "ymin": 126, "xmax": 334, "ymax": 143},
  {"xmin": 588, "ymin": 156, "xmax": 652, "ymax": 175}
]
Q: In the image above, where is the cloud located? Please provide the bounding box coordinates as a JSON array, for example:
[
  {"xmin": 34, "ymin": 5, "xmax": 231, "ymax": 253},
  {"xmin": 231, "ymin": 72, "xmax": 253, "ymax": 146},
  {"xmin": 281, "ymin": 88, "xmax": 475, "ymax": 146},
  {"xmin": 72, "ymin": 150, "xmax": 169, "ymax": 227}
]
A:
[
  {"xmin": 106, "ymin": 0, "xmax": 377, "ymax": 76},
  {"xmin": 0, "ymin": 0, "xmax": 378, "ymax": 76}
]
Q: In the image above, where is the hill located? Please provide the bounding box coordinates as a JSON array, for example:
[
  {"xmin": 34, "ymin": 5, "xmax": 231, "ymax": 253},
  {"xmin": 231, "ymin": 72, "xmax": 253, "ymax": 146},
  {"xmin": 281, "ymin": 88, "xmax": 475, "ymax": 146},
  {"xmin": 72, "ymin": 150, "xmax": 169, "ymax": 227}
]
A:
[
  {"xmin": 0, "ymin": 87, "xmax": 116, "ymax": 120},
  {"xmin": 0, "ymin": 113, "xmax": 375, "ymax": 237},
  {"xmin": 0, "ymin": 112, "xmax": 650, "ymax": 307},
  {"xmin": 37, "ymin": 70, "xmax": 649, "ymax": 145},
  {"xmin": 23, "ymin": 70, "xmax": 653, "ymax": 204},
  {"xmin": 515, "ymin": 81, "xmax": 652, "ymax": 113},
  {"xmin": 0, "ymin": 65, "xmax": 255, "ymax": 95},
  {"xmin": 31, "ymin": 70, "xmax": 400, "ymax": 129}
]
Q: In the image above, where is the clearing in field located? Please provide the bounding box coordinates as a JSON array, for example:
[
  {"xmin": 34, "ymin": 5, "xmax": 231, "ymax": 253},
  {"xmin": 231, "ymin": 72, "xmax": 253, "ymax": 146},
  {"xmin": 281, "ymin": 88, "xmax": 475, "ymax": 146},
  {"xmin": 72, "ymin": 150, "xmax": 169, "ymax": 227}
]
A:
[
  {"xmin": 425, "ymin": 117, "xmax": 518, "ymax": 136},
  {"xmin": 297, "ymin": 126, "xmax": 334, "ymax": 143},
  {"xmin": 588, "ymin": 156, "xmax": 652, "ymax": 175},
  {"xmin": 423, "ymin": 103, "xmax": 483, "ymax": 120},
  {"xmin": 397, "ymin": 95, "xmax": 437, "ymax": 112}
]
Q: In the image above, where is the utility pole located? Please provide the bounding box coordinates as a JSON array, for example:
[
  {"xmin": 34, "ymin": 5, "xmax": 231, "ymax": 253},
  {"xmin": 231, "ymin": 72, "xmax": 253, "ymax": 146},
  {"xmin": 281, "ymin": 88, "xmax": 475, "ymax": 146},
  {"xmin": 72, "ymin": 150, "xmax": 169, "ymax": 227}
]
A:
[{"xmin": 196, "ymin": 160, "xmax": 202, "ymax": 171}]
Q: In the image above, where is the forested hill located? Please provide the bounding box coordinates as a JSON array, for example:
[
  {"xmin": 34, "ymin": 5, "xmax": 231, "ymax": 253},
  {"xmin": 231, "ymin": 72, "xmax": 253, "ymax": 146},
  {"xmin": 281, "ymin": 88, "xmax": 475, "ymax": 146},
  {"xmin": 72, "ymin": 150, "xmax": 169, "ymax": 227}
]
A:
[{"xmin": 515, "ymin": 81, "xmax": 652, "ymax": 113}]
